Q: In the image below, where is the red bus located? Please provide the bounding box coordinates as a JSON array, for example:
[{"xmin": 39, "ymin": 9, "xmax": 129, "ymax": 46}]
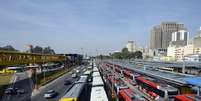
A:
[
  {"xmin": 123, "ymin": 69, "xmax": 135, "ymax": 80},
  {"xmin": 119, "ymin": 88, "xmax": 147, "ymax": 101},
  {"xmin": 106, "ymin": 75, "xmax": 128, "ymax": 94},
  {"xmin": 115, "ymin": 67, "xmax": 122, "ymax": 74},
  {"xmin": 135, "ymin": 76, "xmax": 178, "ymax": 100},
  {"xmin": 174, "ymin": 94, "xmax": 201, "ymax": 101}
]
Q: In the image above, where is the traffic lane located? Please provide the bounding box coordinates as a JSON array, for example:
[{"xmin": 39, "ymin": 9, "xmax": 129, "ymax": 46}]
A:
[
  {"xmin": 2, "ymin": 72, "xmax": 32, "ymax": 101},
  {"xmin": 41, "ymin": 79, "xmax": 76, "ymax": 101},
  {"xmin": 10, "ymin": 78, "xmax": 32, "ymax": 101},
  {"xmin": 31, "ymin": 72, "xmax": 76, "ymax": 101},
  {"xmin": 31, "ymin": 66, "xmax": 84, "ymax": 101}
]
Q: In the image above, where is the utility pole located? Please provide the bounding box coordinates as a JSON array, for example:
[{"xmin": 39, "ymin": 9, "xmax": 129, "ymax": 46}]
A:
[{"xmin": 42, "ymin": 50, "xmax": 46, "ymax": 82}]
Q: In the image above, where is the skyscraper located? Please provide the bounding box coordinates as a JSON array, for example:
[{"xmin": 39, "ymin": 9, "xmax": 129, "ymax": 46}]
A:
[
  {"xmin": 150, "ymin": 22, "xmax": 186, "ymax": 49},
  {"xmin": 150, "ymin": 25, "xmax": 162, "ymax": 49},
  {"xmin": 193, "ymin": 27, "xmax": 201, "ymax": 47},
  {"xmin": 170, "ymin": 30, "xmax": 189, "ymax": 46}
]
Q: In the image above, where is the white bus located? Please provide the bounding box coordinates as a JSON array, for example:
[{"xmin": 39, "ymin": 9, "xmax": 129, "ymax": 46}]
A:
[
  {"xmin": 90, "ymin": 87, "xmax": 108, "ymax": 101},
  {"xmin": 83, "ymin": 70, "xmax": 92, "ymax": 75},
  {"xmin": 92, "ymin": 71, "xmax": 101, "ymax": 77},
  {"xmin": 93, "ymin": 67, "xmax": 99, "ymax": 72},
  {"xmin": 92, "ymin": 76, "xmax": 104, "ymax": 87}
]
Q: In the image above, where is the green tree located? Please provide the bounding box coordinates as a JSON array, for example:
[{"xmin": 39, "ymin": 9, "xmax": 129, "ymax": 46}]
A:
[
  {"xmin": 0, "ymin": 45, "xmax": 18, "ymax": 51},
  {"xmin": 43, "ymin": 46, "xmax": 55, "ymax": 54},
  {"xmin": 134, "ymin": 51, "xmax": 143, "ymax": 59},
  {"xmin": 31, "ymin": 46, "xmax": 55, "ymax": 54},
  {"xmin": 121, "ymin": 47, "xmax": 129, "ymax": 53},
  {"xmin": 32, "ymin": 46, "xmax": 43, "ymax": 54},
  {"xmin": 111, "ymin": 52, "xmax": 122, "ymax": 59},
  {"xmin": 121, "ymin": 48, "xmax": 128, "ymax": 59}
]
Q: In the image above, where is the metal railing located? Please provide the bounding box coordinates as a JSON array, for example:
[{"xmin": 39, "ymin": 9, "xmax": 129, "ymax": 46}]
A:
[{"xmin": 0, "ymin": 51, "xmax": 65, "ymax": 66}]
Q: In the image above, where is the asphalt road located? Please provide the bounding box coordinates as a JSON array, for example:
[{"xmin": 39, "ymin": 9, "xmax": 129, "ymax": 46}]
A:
[
  {"xmin": 1, "ymin": 72, "xmax": 32, "ymax": 101},
  {"xmin": 31, "ymin": 65, "xmax": 85, "ymax": 101}
]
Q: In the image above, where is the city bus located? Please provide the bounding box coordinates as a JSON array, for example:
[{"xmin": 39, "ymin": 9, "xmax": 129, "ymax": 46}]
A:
[
  {"xmin": 135, "ymin": 76, "xmax": 178, "ymax": 100},
  {"xmin": 92, "ymin": 66, "xmax": 99, "ymax": 72},
  {"xmin": 91, "ymin": 70, "xmax": 108, "ymax": 101},
  {"xmin": 119, "ymin": 88, "xmax": 147, "ymax": 101},
  {"xmin": 90, "ymin": 87, "xmax": 108, "ymax": 101},
  {"xmin": 174, "ymin": 94, "xmax": 201, "ymax": 101},
  {"xmin": 92, "ymin": 71, "xmax": 101, "ymax": 77},
  {"xmin": 60, "ymin": 76, "xmax": 89, "ymax": 101},
  {"xmin": 92, "ymin": 76, "xmax": 104, "ymax": 87}
]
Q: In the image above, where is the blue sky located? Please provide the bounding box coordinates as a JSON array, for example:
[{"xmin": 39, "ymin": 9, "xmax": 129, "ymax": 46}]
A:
[{"xmin": 0, "ymin": 0, "xmax": 201, "ymax": 55}]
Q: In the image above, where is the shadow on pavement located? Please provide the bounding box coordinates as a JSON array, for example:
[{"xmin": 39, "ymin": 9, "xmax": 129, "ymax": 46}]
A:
[{"xmin": 1, "ymin": 77, "xmax": 33, "ymax": 101}]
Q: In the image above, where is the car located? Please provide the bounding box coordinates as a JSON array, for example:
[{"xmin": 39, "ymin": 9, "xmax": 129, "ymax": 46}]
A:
[
  {"xmin": 17, "ymin": 89, "xmax": 25, "ymax": 94},
  {"xmin": 64, "ymin": 80, "xmax": 72, "ymax": 85},
  {"xmin": 71, "ymin": 73, "xmax": 77, "ymax": 78},
  {"xmin": 4, "ymin": 87, "xmax": 18, "ymax": 95},
  {"xmin": 44, "ymin": 90, "xmax": 57, "ymax": 99},
  {"xmin": 88, "ymin": 76, "xmax": 92, "ymax": 82},
  {"xmin": 76, "ymin": 70, "xmax": 80, "ymax": 73}
]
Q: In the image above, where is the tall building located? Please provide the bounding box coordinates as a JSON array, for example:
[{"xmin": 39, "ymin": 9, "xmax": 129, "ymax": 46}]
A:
[
  {"xmin": 167, "ymin": 27, "xmax": 201, "ymax": 61},
  {"xmin": 126, "ymin": 41, "xmax": 136, "ymax": 52},
  {"xmin": 170, "ymin": 30, "xmax": 189, "ymax": 46},
  {"xmin": 150, "ymin": 22, "xmax": 186, "ymax": 49},
  {"xmin": 150, "ymin": 26, "xmax": 162, "ymax": 49},
  {"xmin": 193, "ymin": 27, "xmax": 201, "ymax": 47}
]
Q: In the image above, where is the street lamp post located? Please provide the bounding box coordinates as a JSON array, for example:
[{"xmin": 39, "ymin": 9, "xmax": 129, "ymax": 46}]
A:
[
  {"xmin": 81, "ymin": 48, "xmax": 84, "ymax": 58},
  {"xmin": 112, "ymin": 58, "xmax": 117, "ymax": 101},
  {"xmin": 43, "ymin": 50, "xmax": 46, "ymax": 82}
]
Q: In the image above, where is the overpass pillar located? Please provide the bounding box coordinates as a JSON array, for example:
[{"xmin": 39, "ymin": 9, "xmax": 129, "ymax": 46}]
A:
[
  {"xmin": 182, "ymin": 61, "xmax": 185, "ymax": 74},
  {"xmin": 198, "ymin": 87, "xmax": 200, "ymax": 96},
  {"xmin": 27, "ymin": 64, "xmax": 39, "ymax": 90}
]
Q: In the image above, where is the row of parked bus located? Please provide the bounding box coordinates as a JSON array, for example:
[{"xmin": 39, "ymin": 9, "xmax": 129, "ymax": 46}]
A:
[
  {"xmin": 90, "ymin": 64, "xmax": 109, "ymax": 101},
  {"xmin": 99, "ymin": 62, "xmax": 147, "ymax": 101},
  {"xmin": 101, "ymin": 62, "xmax": 200, "ymax": 101}
]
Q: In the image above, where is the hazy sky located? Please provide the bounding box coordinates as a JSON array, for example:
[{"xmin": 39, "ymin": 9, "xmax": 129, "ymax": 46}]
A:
[{"xmin": 0, "ymin": 0, "xmax": 201, "ymax": 55}]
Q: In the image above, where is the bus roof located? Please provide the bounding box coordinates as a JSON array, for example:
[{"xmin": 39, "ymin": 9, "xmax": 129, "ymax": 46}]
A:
[
  {"xmin": 90, "ymin": 87, "xmax": 108, "ymax": 101},
  {"xmin": 92, "ymin": 71, "xmax": 100, "ymax": 77},
  {"xmin": 61, "ymin": 83, "xmax": 85, "ymax": 99},
  {"xmin": 83, "ymin": 70, "xmax": 92, "ymax": 75},
  {"xmin": 88, "ymin": 66, "xmax": 92, "ymax": 69},
  {"xmin": 184, "ymin": 77, "xmax": 201, "ymax": 87},
  {"xmin": 26, "ymin": 65, "xmax": 39, "ymax": 68},
  {"xmin": 92, "ymin": 76, "xmax": 104, "ymax": 86},
  {"xmin": 7, "ymin": 66, "xmax": 24, "ymax": 69},
  {"xmin": 76, "ymin": 76, "xmax": 88, "ymax": 83},
  {"xmin": 93, "ymin": 67, "xmax": 99, "ymax": 72}
]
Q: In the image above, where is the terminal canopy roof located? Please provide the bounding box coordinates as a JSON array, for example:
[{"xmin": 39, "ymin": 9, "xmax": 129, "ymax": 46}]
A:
[{"xmin": 184, "ymin": 77, "xmax": 201, "ymax": 87}]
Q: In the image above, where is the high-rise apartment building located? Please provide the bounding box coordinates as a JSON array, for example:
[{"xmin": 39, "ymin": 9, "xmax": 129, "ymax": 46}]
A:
[
  {"xmin": 193, "ymin": 27, "xmax": 201, "ymax": 48},
  {"xmin": 170, "ymin": 30, "xmax": 189, "ymax": 46},
  {"xmin": 126, "ymin": 41, "xmax": 136, "ymax": 52},
  {"xmin": 150, "ymin": 22, "xmax": 186, "ymax": 49}
]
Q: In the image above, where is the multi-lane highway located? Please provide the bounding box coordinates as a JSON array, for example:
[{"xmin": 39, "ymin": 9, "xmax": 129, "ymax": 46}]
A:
[
  {"xmin": 31, "ymin": 65, "xmax": 85, "ymax": 101},
  {"xmin": 1, "ymin": 65, "xmax": 85, "ymax": 101}
]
